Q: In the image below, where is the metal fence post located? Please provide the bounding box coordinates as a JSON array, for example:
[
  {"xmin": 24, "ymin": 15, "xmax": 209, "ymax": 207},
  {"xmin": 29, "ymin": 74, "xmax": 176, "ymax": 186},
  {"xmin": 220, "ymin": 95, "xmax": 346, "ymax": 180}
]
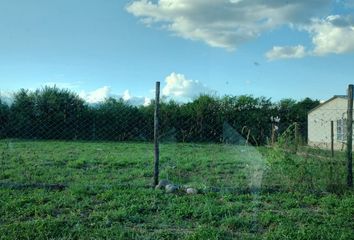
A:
[
  {"xmin": 153, "ymin": 81, "xmax": 160, "ymax": 187},
  {"xmin": 347, "ymin": 84, "xmax": 353, "ymax": 187}
]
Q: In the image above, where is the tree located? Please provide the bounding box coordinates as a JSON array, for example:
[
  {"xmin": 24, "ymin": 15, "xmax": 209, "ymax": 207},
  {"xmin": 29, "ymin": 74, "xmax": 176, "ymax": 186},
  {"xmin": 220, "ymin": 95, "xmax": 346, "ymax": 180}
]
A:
[
  {"xmin": 3, "ymin": 86, "xmax": 320, "ymax": 145},
  {"xmin": 8, "ymin": 87, "xmax": 87, "ymax": 140},
  {"xmin": 179, "ymin": 95, "xmax": 222, "ymax": 142},
  {"xmin": 0, "ymin": 98, "xmax": 10, "ymax": 138},
  {"xmin": 221, "ymin": 95, "xmax": 275, "ymax": 145},
  {"xmin": 34, "ymin": 86, "xmax": 87, "ymax": 139},
  {"xmin": 9, "ymin": 89, "xmax": 37, "ymax": 138},
  {"xmin": 94, "ymin": 98, "xmax": 143, "ymax": 141},
  {"xmin": 276, "ymin": 97, "xmax": 320, "ymax": 142}
]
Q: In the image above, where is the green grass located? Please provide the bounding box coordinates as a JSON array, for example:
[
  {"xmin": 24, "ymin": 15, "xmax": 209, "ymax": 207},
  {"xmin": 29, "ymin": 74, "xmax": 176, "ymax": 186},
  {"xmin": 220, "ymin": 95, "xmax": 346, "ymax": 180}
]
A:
[{"xmin": 0, "ymin": 140, "xmax": 353, "ymax": 239}]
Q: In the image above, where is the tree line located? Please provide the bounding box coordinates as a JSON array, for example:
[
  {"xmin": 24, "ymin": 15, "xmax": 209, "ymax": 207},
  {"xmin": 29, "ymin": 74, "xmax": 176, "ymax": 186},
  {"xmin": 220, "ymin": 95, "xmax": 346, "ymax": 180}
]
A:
[{"xmin": 0, "ymin": 86, "xmax": 320, "ymax": 145}]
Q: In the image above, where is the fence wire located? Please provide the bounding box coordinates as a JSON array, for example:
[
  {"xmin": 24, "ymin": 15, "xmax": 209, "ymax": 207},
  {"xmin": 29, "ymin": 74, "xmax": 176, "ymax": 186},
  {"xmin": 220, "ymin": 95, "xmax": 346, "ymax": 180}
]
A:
[
  {"xmin": 1, "ymin": 86, "xmax": 353, "ymax": 240},
  {"xmin": 0, "ymin": 86, "xmax": 350, "ymax": 193}
]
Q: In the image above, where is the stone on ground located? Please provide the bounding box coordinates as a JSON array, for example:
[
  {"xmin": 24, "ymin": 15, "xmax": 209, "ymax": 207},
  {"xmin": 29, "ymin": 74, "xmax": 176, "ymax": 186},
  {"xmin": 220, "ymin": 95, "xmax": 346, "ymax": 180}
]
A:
[
  {"xmin": 165, "ymin": 184, "xmax": 179, "ymax": 193},
  {"xmin": 155, "ymin": 179, "xmax": 170, "ymax": 190},
  {"xmin": 186, "ymin": 187, "xmax": 198, "ymax": 195}
]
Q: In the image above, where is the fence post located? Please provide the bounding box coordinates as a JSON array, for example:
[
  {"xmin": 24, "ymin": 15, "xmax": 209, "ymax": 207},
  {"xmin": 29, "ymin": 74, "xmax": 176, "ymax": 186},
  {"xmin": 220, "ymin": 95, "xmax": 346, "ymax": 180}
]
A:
[
  {"xmin": 153, "ymin": 82, "xmax": 161, "ymax": 187},
  {"xmin": 347, "ymin": 84, "xmax": 353, "ymax": 187},
  {"xmin": 271, "ymin": 123, "xmax": 275, "ymax": 146},
  {"xmin": 294, "ymin": 122, "xmax": 299, "ymax": 153},
  {"xmin": 331, "ymin": 121, "xmax": 334, "ymax": 158},
  {"xmin": 329, "ymin": 120, "xmax": 334, "ymax": 185},
  {"xmin": 92, "ymin": 115, "xmax": 96, "ymax": 141}
]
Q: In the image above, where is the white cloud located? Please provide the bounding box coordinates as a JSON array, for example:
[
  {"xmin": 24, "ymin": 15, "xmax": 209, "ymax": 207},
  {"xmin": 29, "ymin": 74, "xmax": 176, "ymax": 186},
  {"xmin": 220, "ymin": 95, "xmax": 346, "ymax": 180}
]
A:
[
  {"xmin": 122, "ymin": 90, "xmax": 132, "ymax": 101},
  {"xmin": 122, "ymin": 90, "xmax": 151, "ymax": 106},
  {"xmin": 143, "ymin": 98, "xmax": 152, "ymax": 106},
  {"xmin": 266, "ymin": 14, "xmax": 354, "ymax": 60},
  {"xmin": 79, "ymin": 87, "xmax": 151, "ymax": 106},
  {"xmin": 127, "ymin": 0, "xmax": 331, "ymax": 51},
  {"xmin": 162, "ymin": 72, "xmax": 210, "ymax": 100},
  {"xmin": 0, "ymin": 91, "xmax": 14, "ymax": 105},
  {"xmin": 0, "ymin": 85, "xmax": 151, "ymax": 106},
  {"xmin": 308, "ymin": 15, "xmax": 354, "ymax": 55},
  {"xmin": 79, "ymin": 86, "xmax": 112, "ymax": 104},
  {"xmin": 128, "ymin": 0, "xmax": 354, "ymax": 59},
  {"xmin": 266, "ymin": 45, "xmax": 307, "ymax": 60}
]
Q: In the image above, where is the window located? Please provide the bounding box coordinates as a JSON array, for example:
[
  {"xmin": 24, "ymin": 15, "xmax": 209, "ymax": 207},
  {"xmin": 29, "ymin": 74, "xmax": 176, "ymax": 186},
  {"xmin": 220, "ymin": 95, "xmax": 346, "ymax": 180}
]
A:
[{"xmin": 337, "ymin": 119, "xmax": 347, "ymax": 141}]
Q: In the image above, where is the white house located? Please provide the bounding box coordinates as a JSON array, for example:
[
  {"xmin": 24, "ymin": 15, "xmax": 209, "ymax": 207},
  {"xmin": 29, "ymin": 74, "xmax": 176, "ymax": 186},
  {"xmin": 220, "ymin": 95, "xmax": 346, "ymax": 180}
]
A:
[{"xmin": 308, "ymin": 95, "xmax": 352, "ymax": 150}]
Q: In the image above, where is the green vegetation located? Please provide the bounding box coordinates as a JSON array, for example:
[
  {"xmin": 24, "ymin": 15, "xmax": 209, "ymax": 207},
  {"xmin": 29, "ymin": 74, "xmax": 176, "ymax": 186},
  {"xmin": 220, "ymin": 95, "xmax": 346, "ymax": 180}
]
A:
[
  {"xmin": 0, "ymin": 86, "xmax": 319, "ymax": 144},
  {"xmin": 1, "ymin": 141, "xmax": 353, "ymax": 239}
]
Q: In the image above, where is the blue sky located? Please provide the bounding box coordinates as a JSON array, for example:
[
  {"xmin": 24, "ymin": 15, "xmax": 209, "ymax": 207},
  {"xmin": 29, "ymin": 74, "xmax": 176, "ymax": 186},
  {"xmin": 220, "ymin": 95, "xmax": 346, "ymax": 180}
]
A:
[{"xmin": 1, "ymin": 0, "xmax": 354, "ymax": 104}]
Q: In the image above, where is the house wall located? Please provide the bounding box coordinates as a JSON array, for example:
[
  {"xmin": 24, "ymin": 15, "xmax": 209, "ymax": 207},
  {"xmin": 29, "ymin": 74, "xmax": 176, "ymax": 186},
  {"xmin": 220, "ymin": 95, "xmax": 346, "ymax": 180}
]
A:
[{"xmin": 308, "ymin": 97, "xmax": 348, "ymax": 150}]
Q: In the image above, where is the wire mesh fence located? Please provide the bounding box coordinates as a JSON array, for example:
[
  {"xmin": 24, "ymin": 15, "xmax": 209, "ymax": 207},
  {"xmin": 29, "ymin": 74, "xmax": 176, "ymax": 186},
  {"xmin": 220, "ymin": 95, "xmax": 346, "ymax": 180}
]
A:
[
  {"xmin": 1, "ymin": 84, "xmax": 354, "ymax": 239},
  {"xmin": 0, "ymin": 84, "xmax": 351, "ymax": 193},
  {"xmin": 0, "ymin": 90, "xmax": 153, "ymax": 142}
]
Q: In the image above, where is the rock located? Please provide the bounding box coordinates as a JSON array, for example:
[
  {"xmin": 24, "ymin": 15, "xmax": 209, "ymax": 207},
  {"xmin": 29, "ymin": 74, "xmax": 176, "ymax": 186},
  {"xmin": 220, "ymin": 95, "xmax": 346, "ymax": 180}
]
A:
[
  {"xmin": 186, "ymin": 188, "xmax": 198, "ymax": 195},
  {"xmin": 159, "ymin": 179, "xmax": 170, "ymax": 187},
  {"xmin": 165, "ymin": 184, "xmax": 179, "ymax": 193},
  {"xmin": 155, "ymin": 179, "xmax": 170, "ymax": 190}
]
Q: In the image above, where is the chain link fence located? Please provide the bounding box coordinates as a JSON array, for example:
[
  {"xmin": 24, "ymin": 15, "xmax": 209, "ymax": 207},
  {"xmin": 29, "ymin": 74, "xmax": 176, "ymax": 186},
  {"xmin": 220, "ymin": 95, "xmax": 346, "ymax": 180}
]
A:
[
  {"xmin": 1, "ymin": 84, "xmax": 353, "ymax": 239},
  {"xmin": 0, "ymin": 86, "xmax": 271, "ymax": 191},
  {"xmin": 0, "ymin": 84, "xmax": 351, "ymax": 193}
]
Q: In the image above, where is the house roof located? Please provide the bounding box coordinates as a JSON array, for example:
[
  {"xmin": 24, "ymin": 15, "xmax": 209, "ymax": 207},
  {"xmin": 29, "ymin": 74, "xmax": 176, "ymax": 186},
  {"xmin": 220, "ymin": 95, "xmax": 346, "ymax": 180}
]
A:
[
  {"xmin": 335, "ymin": 95, "xmax": 349, "ymax": 99},
  {"xmin": 308, "ymin": 95, "xmax": 349, "ymax": 114}
]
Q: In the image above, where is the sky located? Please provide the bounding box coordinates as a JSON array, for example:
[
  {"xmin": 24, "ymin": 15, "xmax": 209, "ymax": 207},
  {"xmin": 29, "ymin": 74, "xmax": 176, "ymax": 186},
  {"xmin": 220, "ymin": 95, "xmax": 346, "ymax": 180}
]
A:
[{"xmin": 0, "ymin": 0, "xmax": 354, "ymax": 105}]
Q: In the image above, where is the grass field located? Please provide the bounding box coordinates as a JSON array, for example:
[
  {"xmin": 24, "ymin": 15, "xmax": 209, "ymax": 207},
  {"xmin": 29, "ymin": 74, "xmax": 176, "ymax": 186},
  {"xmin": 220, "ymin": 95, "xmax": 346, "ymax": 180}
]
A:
[{"xmin": 0, "ymin": 141, "xmax": 353, "ymax": 239}]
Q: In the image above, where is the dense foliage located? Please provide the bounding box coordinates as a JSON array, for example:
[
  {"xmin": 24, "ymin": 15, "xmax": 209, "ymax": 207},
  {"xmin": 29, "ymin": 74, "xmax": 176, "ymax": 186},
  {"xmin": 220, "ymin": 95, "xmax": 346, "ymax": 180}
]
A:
[{"xmin": 0, "ymin": 87, "xmax": 319, "ymax": 145}]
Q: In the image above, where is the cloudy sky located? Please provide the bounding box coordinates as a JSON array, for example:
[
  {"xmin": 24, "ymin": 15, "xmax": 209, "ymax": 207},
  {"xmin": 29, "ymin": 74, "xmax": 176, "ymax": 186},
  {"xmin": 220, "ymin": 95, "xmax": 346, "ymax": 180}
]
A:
[{"xmin": 0, "ymin": 0, "xmax": 354, "ymax": 104}]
